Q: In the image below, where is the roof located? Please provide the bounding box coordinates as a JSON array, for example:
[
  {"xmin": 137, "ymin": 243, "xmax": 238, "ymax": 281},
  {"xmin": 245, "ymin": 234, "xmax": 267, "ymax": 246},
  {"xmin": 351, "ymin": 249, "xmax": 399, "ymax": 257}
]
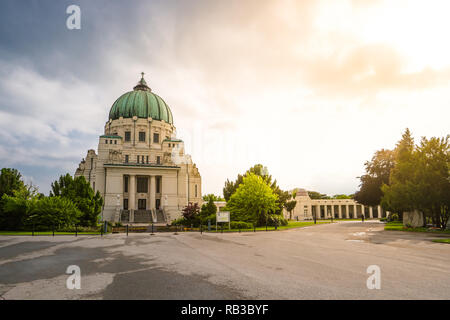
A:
[{"xmin": 108, "ymin": 73, "xmax": 173, "ymax": 124}]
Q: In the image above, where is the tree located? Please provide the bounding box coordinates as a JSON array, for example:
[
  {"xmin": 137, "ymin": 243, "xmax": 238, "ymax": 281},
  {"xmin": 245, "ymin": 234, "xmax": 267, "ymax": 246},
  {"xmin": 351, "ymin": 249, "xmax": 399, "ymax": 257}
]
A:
[
  {"xmin": 308, "ymin": 191, "xmax": 330, "ymax": 199},
  {"xmin": 223, "ymin": 164, "xmax": 290, "ymax": 214},
  {"xmin": 0, "ymin": 184, "xmax": 40, "ymax": 230},
  {"xmin": 379, "ymin": 130, "xmax": 449, "ymax": 229},
  {"xmin": 285, "ymin": 200, "xmax": 297, "ymax": 220},
  {"xmin": 28, "ymin": 196, "xmax": 81, "ymax": 229},
  {"xmin": 380, "ymin": 129, "xmax": 416, "ymax": 217},
  {"xmin": 333, "ymin": 194, "xmax": 353, "ymax": 199},
  {"xmin": 182, "ymin": 202, "xmax": 200, "ymax": 225},
  {"xmin": 200, "ymin": 197, "xmax": 217, "ymax": 220},
  {"xmin": 409, "ymin": 136, "xmax": 449, "ymax": 228},
  {"xmin": 0, "ymin": 168, "xmax": 26, "ymax": 226},
  {"xmin": 225, "ymin": 173, "xmax": 279, "ymax": 226},
  {"xmin": 0, "ymin": 168, "xmax": 25, "ymax": 198},
  {"xmin": 354, "ymin": 149, "xmax": 396, "ymax": 207},
  {"xmin": 50, "ymin": 174, "xmax": 103, "ymax": 227},
  {"xmin": 202, "ymin": 194, "xmax": 224, "ymax": 202}
]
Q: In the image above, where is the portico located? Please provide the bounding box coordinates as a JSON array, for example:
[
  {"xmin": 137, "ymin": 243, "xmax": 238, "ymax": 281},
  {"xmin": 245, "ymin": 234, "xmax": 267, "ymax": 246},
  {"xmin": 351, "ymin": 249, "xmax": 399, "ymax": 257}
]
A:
[{"xmin": 285, "ymin": 189, "xmax": 387, "ymax": 220}]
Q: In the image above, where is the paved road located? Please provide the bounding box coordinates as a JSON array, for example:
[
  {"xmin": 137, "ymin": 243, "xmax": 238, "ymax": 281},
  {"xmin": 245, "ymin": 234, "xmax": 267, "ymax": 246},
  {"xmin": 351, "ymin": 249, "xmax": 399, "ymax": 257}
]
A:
[{"xmin": 0, "ymin": 221, "xmax": 449, "ymax": 299}]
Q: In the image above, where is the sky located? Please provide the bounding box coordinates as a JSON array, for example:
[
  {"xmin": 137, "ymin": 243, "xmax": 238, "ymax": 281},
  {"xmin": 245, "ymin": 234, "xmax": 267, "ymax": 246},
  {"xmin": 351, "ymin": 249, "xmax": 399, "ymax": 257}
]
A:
[{"xmin": 0, "ymin": 0, "xmax": 449, "ymax": 197}]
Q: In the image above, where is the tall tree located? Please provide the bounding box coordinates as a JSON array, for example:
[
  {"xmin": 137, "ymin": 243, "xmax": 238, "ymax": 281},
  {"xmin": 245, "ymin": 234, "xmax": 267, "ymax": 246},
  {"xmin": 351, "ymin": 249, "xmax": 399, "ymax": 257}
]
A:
[
  {"xmin": 354, "ymin": 148, "xmax": 395, "ymax": 206},
  {"xmin": 225, "ymin": 173, "xmax": 279, "ymax": 226},
  {"xmin": 200, "ymin": 197, "xmax": 217, "ymax": 219},
  {"xmin": 223, "ymin": 164, "xmax": 290, "ymax": 214},
  {"xmin": 411, "ymin": 136, "xmax": 450, "ymax": 228},
  {"xmin": 381, "ymin": 129, "xmax": 416, "ymax": 216},
  {"xmin": 0, "ymin": 168, "xmax": 25, "ymax": 198},
  {"xmin": 285, "ymin": 200, "xmax": 297, "ymax": 220}
]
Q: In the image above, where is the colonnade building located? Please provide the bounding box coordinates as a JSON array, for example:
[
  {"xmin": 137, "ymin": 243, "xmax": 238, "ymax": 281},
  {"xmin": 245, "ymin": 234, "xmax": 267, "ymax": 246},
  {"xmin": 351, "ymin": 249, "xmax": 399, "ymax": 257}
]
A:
[
  {"xmin": 75, "ymin": 74, "xmax": 202, "ymax": 224},
  {"xmin": 284, "ymin": 189, "xmax": 387, "ymax": 220}
]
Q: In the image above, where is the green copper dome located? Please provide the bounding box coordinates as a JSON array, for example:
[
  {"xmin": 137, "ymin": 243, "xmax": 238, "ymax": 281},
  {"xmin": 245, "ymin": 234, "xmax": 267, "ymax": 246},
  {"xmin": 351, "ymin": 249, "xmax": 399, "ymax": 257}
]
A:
[{"xmin": 109, "ymin": 73, "xmax": 173, "ymax": 124}]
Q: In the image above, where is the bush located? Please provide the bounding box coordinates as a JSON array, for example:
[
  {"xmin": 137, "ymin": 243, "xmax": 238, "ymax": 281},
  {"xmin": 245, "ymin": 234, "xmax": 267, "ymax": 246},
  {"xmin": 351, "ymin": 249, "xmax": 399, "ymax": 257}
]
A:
[
  {"xmin": 388, "ymin": 213, "xmax": 400, "ymax": 222},
  {"xmin": 171, "ymin": 217, "xmax": 188, "ymax": 226},
  {"xmin": 230, "ymin": 221, "xmax": 253, "ymax": 229},
  {"xmin": 28, "ymin": 196, "xmax": 81, "ymax": 229},
  {"xmin": 205, "ymin": 214, "xmax": 216, "ymax": 224},
  {"xmin": 267, "ymin": 214, "xmax": 288, "ymax": 226}
]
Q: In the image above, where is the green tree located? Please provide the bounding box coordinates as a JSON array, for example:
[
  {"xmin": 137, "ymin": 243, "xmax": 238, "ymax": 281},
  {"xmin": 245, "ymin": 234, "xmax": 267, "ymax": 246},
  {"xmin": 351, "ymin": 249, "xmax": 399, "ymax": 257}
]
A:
[
  {"xmin": 202, "ymin": 194, "xmax": 225, "ymax": 202},
  {"xmin": 223, "ymin": 164, "xmax": 289, "ymax": 214},
  {"xmin": 381, "ymin": 129, "xmax": 416, "ymax": 217},
  {"xmin": 225, "ymin": 173, "xmax": 279, "ymax": 226},
  {"xmin": 308, "ymin": 191, "xmax": 330, "ymax": 199},
  {"xmin": 200, "ymin": 197, "xmax": 217, "ymax": 220},
  {"xmin": 0, "ymin": 168, "xmax": 25, "ymax": 198},
  {"xmin": 50, "ymin": 174, "xmax": 103, "ymax": 227},
  {"xmin": 28, "ymin": 196, "xmax": 81, "ymax": 229},
  {"xmin": 333, "ymin": 194, "xmax": 353, "ymax": 199},
  {"xmin": 285, "ymin": 200, "xmax": 297, "ymax": 220},
  {"xmin": 0, "ymin": 184, "xmax": 40, "ymax": 230},
  {"xmin": 411, "ymin": 136, "xmax": 450, "ymax": 228}
]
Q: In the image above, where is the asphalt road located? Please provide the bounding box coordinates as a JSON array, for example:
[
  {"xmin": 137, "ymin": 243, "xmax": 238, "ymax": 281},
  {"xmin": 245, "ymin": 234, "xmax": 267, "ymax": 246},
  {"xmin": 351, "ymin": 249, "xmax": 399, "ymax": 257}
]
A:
[{"xmin": 0, "ymin": 221, "xmax": 449, "ymax": 299}]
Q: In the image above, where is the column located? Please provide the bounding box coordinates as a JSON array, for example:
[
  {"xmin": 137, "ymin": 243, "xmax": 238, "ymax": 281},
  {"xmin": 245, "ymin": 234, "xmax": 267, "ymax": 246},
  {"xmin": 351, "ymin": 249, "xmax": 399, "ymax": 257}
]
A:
[
  {"xmin": 129, "ymin": 174, "xmax": 136, "ymax": 210},
  {"xmin": 150, "ymin": 175, "xmax": 156, "ymax": 210},
  {"xmin": 369, "ymin": 206, "xmax": 373, "ymax": 218},
  {"xmin": 316, "ymin": 205, "xmax": 321, "ymax": 219},
  {"xmin": 331, "ymin": 205, "xmax": 335, "ymax": 219},
  {"xmin": 361, "ymin": 205, "xmax": 364, "ymax": 218},
  {"xmin": 378, "ymin": 205, "xmax": 382, "ymax": 218},
  {"xmin": 345, "ymin": 204, "xmax": 350, "ymax": 219},
  {"xmin": 353, "ymin": 205, "xmax": 357, "ymax": 218},
  {"xmin": 308, "ymin": 204, "xmax": 312, "ymax": 220},
  {"xmin": 129, "ymin": 174, "xmax": 135, "ymax": 222},
  {"xmin": 338, "ymin": 205, "xmax": 342, "ymax": 218}
]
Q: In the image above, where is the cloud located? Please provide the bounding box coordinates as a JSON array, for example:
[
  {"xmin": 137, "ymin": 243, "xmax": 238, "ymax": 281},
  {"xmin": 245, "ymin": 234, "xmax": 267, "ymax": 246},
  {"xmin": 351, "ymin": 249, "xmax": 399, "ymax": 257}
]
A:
[
  {"xmin": 302, "ymin": 44, "xmax": 450, "ymax": 97},
  {"xmin": 0, "ymin": 0, "xmax": 449, "ymax": 197}
]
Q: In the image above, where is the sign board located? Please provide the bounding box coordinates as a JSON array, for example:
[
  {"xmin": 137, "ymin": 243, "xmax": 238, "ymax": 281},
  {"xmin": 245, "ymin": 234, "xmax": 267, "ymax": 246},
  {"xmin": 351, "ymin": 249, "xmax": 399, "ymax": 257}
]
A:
[{"xmin": 216, "ymin": 211, "xmax": 230, "ymax": 223}]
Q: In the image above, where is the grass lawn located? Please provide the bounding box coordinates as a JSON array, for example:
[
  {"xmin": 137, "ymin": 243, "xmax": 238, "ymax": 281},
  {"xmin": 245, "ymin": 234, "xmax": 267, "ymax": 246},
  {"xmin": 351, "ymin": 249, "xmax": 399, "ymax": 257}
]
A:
[
  {"xmin": 0, "ymin": 231, "xmax": 106, "ymax": 236},
  {"xmin": 384, "ymin": 222, "xmax": 450, "ymax": 234},
  {"xmin": 204, "ymin": 220, "xmax": 333, "ymax": 233},
  {"xmin": 432, "ymin": 239, "xmax": 450, "ymax": 244}
]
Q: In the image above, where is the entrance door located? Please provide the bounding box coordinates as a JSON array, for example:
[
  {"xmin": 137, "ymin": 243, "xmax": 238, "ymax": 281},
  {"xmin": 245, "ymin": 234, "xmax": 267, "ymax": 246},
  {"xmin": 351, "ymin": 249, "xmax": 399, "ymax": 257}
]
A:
[
  {"xmin": 138, "ymin": 199, "xmax": 146, "ymax": 210},
  {"xmin": 155, "ymin": 199, "xmax": 160, "ymax": 209}
]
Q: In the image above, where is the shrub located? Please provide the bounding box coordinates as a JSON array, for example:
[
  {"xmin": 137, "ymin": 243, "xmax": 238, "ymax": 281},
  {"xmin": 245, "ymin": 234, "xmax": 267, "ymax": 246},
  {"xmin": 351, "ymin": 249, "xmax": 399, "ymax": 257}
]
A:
[
  {"xmin": 267, "ymin": 214, "xmax": 288, "ymax": 226},
  {"xmin": 230, "ymin": 221, "xmax": 253, "ymax": 230},
  {"xmin": 171, "ymin": 217, "xmax": 188, "ymax": 226},
  {"xmin": 389, "ymin": 213, "xmax": 400, "ymax": 222},
  {"xmin": 28, "ymin": 196, "xmax": 82, "ymax": 229}
]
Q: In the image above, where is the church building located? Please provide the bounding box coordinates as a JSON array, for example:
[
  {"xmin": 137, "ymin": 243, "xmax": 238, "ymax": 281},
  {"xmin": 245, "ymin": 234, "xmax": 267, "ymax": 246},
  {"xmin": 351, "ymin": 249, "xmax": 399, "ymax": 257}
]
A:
[{"xmin": 75, "ymin": 74, "xmax": 202, "ymax": 224}]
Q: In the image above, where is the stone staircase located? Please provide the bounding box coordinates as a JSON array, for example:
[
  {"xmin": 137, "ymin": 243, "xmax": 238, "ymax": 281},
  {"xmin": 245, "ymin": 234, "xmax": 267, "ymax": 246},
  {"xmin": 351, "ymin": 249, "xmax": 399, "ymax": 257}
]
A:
[{"xmin": 155, "ymin": 209, "xmax": 166, "ymax": 223}]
